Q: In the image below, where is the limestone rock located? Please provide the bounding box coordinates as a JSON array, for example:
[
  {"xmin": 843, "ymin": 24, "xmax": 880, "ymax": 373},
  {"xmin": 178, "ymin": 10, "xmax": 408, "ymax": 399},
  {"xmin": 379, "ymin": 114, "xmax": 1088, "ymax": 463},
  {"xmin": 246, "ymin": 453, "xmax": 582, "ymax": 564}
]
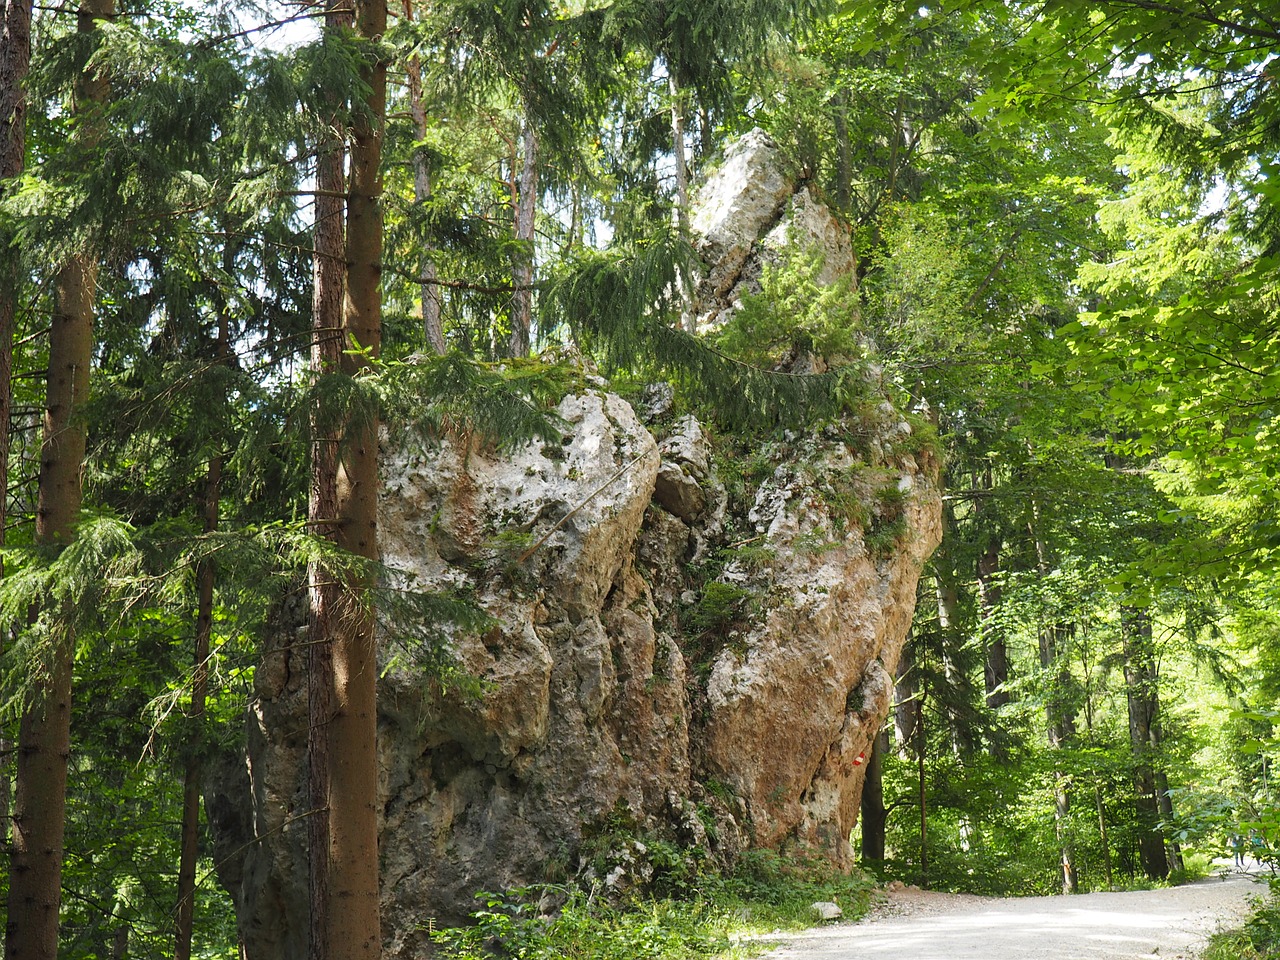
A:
[
  {"xmin": 691, "ymin": 128, "xmax": 793, "ymax": 301},
  {"xmin": 210, "ymin": 130, "xmax": 940, "ymax": 960},
  {"xmin": 691, "ymin": 128, "xmax": 858, "ymax": 334},
  {"xmin": 812, "ymin": 901, "xmax": 844, "ymax": 921},
  {"xmin": 699, "ymin": 437, "xmax": 941, "ymax": 865},
  {"xmin": 653, "ymin": 416, "xmax": 713, "ymax": 522},
  {"xmin": 763, "ymin": 187, "xmax": 857, "ymax": 285}
]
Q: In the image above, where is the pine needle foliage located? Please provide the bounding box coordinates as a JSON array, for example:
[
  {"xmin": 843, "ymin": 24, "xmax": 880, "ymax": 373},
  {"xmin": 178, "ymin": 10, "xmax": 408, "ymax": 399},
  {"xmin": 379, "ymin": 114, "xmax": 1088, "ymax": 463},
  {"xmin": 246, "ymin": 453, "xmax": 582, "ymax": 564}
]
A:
[
  {"xmin": 0, "ymin": 515, "xmax": 144, "ymax": 720},
  {"xmin": 601, "ymin": 0, "xmax": 833, "ymax": 114},
  {"xmin": 374, "ymin": 585, "xmax": 493, "ymax": 697},
  {"xmin": 375, "ymin": 351, "xmax": 575, "ymax": 451},
  {"xmin": 541, "ymin": 230, "xmax": 864, "ymax": 433}
]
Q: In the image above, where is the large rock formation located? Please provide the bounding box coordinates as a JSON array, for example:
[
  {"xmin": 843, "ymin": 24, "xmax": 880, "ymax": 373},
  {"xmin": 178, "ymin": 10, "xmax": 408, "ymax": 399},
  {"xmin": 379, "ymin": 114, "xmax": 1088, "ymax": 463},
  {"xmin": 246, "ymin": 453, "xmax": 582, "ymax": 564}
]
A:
[{"xmin": 208, "ymin": 132, "xmax": 941, "ymax": 959}]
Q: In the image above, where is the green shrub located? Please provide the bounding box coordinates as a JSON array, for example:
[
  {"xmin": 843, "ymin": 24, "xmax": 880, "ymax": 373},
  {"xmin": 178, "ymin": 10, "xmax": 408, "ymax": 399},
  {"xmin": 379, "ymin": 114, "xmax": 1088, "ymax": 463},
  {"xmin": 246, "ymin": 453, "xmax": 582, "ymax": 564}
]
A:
[
  {"xmin": 1204, "ymin": 895, "xmax": 1280, "ymax": 960},
  {"xmin": 432, "ymin": 851, "xmax": 876, "ymax": 960}
]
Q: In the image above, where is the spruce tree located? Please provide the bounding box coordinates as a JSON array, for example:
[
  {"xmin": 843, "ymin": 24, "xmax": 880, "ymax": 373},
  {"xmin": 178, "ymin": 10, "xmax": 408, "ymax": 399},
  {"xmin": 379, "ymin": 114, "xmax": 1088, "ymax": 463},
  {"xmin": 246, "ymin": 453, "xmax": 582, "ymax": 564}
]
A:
[
  {"xmin": 6, "ymin": 3, "xmax": 112, "ymax": 958},
  {"xmin": 0, "ymin": 0, "xmax": 29, "ymax": 934},
  {"xmin": 330, "ymin": 2, "xmax": 386, "ymax": 953},
  {"xmin": 0, "ymin": 0, "xmax": 29, "ymax": 577},
  {"xmin": 305, "ymin": 0, "xmax": 386, "ymax": 955},
  {"xmin": 307, "ymin": 2, "xmax": 351, "ymax": 955}
]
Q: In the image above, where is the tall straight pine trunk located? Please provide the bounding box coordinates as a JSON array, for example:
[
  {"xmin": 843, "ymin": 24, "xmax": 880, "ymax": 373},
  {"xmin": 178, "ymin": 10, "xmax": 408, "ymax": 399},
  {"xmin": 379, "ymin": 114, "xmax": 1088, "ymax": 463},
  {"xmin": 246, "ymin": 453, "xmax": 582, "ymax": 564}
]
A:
[
  {"xmin": 402, "ymin": 0, "xmax": 443, "ymax": 354},
  {"xmin": 174, "ymin": 441, "xmax": 219, "ymax": 960},
  {"xmin": 174, "ymin": 277, "xmax": 232, "ymax": 960},
  {"xmin": 316, "ymin": 0, "xmax": 388, "ymax": 956},
  {"xmin": 508, "ymin": 113, "xmax": 537, "ymax": 358},
  {"xmin": 6, "ymin": 4, "xmax": 110, "ymax": 957},
  {"xmin": 0, "ymin": 0, "xmax": 31, "ymax": 571},
  {"xmin": 1122, "ymin": 606, "xmax": 1170, "ymax": 880},
  {"xmin": 307, "ymin": 2, "xmax": 351, "ymax": 958},
  {"xmin": 0, "ymin": 0, "xmax": 33, "ymax": 879}
]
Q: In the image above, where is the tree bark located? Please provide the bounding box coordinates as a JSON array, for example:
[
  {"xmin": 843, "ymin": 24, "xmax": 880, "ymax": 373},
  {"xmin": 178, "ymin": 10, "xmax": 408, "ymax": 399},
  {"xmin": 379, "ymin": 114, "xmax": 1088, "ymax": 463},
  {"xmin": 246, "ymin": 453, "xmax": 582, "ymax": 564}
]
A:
[
  {"xmin": 975, "ymin": 466, "xmax": 1010, "ymax": 711},
  {"xmin": 0, "ymin": 0, "xmax": 33, "ymax": 899},
  {"xmin": 324, "ymin": 0, "xmax": 386, "ymax": 955},
  {"xmin": 1, "ymin": 0, "xmax": 31, "ymax": 574},
  {"xmin": 174, "ymin": 275, "xmax": 231, "ymax": 960},
  {"xmin": 1122, "ymin": 607, "xmax": 1169, "ymax": 880},
  {"xmin": 402, "ymin": 0, "xmax": 443, "ymax": 354},
  {"xmin": 174, "ymin": 460, "xmax": 218, "ymax": 960},
  {"xmin": 933, "ymin": 561, "xmax": 977, "ymax": 757},
  {"xmin": 1152, "ymin": 726, "xmax": 1184, "ymax": 873},
  {"xmin": 916, "ymin": 707, "xmax": 928, "ymax": 889},
  {"xmin": 6, "ymin": 4, "xmax": 110, "ymax": 957},
  {"xmin": 977, "ymin": 537, "xmax": 1010, "ymax": 709},
  {"xmin": 894, "ymin": 638, "xmax": 919, "ymax": 758},
  {"xmin": 859, "ymin": 729, "xmax": 889, "ymax": 864},
  {"xmin": 1039, "ymin": 620, "xmax": 1079, "ymax": 893},
  {"xmin": 1029, "ymin": 507, "xmax": 1078, "ymax": 894},
  {"xmin": 1093, "ymin": 780, "xmax": 1114, "ymax": 889},
  {"xmin": 669, "ymin": 73, "xmax": 690, "ymax": 233},
  {"xmin": 307, "ymin": 3, "xmax": 350, "ymax": 958},
  {"xmin": 507, "ymin": 113, "xmax": 537, "ymax": 358}
]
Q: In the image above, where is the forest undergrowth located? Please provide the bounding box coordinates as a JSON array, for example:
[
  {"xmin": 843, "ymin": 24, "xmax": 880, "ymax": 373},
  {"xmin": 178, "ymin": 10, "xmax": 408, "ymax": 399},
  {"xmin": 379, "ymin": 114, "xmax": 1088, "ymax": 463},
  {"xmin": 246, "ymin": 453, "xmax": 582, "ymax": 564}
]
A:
[{"xmin": 432, "ymin": 850, "xmax": 874, "ymax": 960}]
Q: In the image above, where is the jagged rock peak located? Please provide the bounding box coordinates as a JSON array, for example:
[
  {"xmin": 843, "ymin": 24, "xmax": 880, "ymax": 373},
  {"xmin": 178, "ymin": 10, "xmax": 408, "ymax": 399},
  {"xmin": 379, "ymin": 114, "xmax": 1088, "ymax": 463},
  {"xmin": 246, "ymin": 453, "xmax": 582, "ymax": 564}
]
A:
[{"xmin": 690, "ymin": 128, "xmax": 857, "ymax": 332}]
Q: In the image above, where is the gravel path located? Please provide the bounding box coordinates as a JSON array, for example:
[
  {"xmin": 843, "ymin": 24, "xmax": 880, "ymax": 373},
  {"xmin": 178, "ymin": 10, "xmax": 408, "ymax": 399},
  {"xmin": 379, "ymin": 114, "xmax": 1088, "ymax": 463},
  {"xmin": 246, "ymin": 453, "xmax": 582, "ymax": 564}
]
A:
[{"xmin": 763, "ymin": 867, "xmax": 1270, "ymax": 960}]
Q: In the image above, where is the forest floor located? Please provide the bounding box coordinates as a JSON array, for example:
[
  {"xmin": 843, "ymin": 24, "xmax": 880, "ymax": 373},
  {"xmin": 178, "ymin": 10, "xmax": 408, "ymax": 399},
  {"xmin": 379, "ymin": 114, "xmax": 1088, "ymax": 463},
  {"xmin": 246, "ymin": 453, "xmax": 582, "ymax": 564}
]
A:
[{"xmin": 756, "ymin": 861, "xmax": 1270, "ymax": 960}]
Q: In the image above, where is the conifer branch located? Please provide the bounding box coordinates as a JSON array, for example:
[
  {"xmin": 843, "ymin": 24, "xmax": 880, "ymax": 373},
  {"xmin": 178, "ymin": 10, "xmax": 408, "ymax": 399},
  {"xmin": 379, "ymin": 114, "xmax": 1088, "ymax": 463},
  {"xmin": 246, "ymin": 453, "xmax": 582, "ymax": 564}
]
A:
[
  {"xmin": 196, "ymin": 10, "xmax": 344, "ymax": 49},
  {"xmin": 384, "ymin": 263, "xmax": 539, "ymax": 294}
]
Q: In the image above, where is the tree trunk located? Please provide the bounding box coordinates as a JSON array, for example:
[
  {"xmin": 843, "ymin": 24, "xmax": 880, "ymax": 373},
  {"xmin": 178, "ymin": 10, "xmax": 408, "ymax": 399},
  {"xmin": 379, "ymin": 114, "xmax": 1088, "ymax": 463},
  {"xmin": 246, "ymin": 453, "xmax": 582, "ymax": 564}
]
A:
[
  {"xmin": 0, "ymin": 0, "xmax": 33, "ymax": 896},
  {"xmin": 894, "ymin": 638, "xmax": 919, "ymax": 758},
  {"xmin": 174, "ymin": 285, "xmax": 230, "ymax": 960},
  {"xmin": 174, "ymin": 462, "xmax": 218, "ymax": 960},
  {"xmin": 1030, "ymin": 509, "xmax": 1078, "ymax": 894},
  {"xmin": 401, "ymin": 0, "xmax": 443, "ymax": 354},
  {"xmin": 1094, "ymin": 780, "xmax": 1113, "ymax": 889},
  {"xmin": 307, "ymin": 2, "xmax": 350, "ymax": 958},
  {"xmin": 508, "ymin": 113, "xmax": 537, "ymax": 358},
  {"xmin": 1147, "ymin": 679, "xmax": 1183, "ymax": 873},
  {"xmin": 860, "ymin": 729, "xmax": 889, "ymax": 864},
  {"xmin": 1154, "ymin": 769, "xmax": 1183, "ymax": 873},
  {"xmin": 934, "ymin": 574, "xmax": 974, "ymax": 756},
  {"xmin": 6, "ymin": 4, "xmax": 110, "ymax": 957},
  {"xmin": 975, "ymin": 466, "xmax": 1010, "ymax": 711},
  {"xmin": 832, "ymin": 86, "xmax": 852, "ymax": 213},
  {"xmin": 916, "ymin": 708, "xmax": 928, "ymax": 889},
  {"xmin": 977, "ymin": 537, "xmax": 1010, "ymax": 709},
  {"xmin": 1, "ymin": 0, "xmax": 31, "ymax": 573},
  {"xmin": 1039, "ymin": 618, "xmax": 1079, "ymax": 894},
  {"xmin": 669, "ymin": 72, "xmax": 690, "ymax": 236},
  {"xmin": 326, "ymin": 0, "xmax": 386, "ymax": 955},
  {"xmin": 1122, "ymin": 607, "xmax": 1168, "ymax": 880}
]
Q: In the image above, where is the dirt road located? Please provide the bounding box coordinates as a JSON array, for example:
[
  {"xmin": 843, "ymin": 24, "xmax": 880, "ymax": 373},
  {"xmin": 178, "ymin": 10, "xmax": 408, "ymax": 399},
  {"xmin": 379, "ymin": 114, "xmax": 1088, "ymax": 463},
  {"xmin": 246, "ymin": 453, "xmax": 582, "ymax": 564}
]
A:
[{"xmin": 765, "ymin": 870, "xmax": 1267, "ymax": 960}]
